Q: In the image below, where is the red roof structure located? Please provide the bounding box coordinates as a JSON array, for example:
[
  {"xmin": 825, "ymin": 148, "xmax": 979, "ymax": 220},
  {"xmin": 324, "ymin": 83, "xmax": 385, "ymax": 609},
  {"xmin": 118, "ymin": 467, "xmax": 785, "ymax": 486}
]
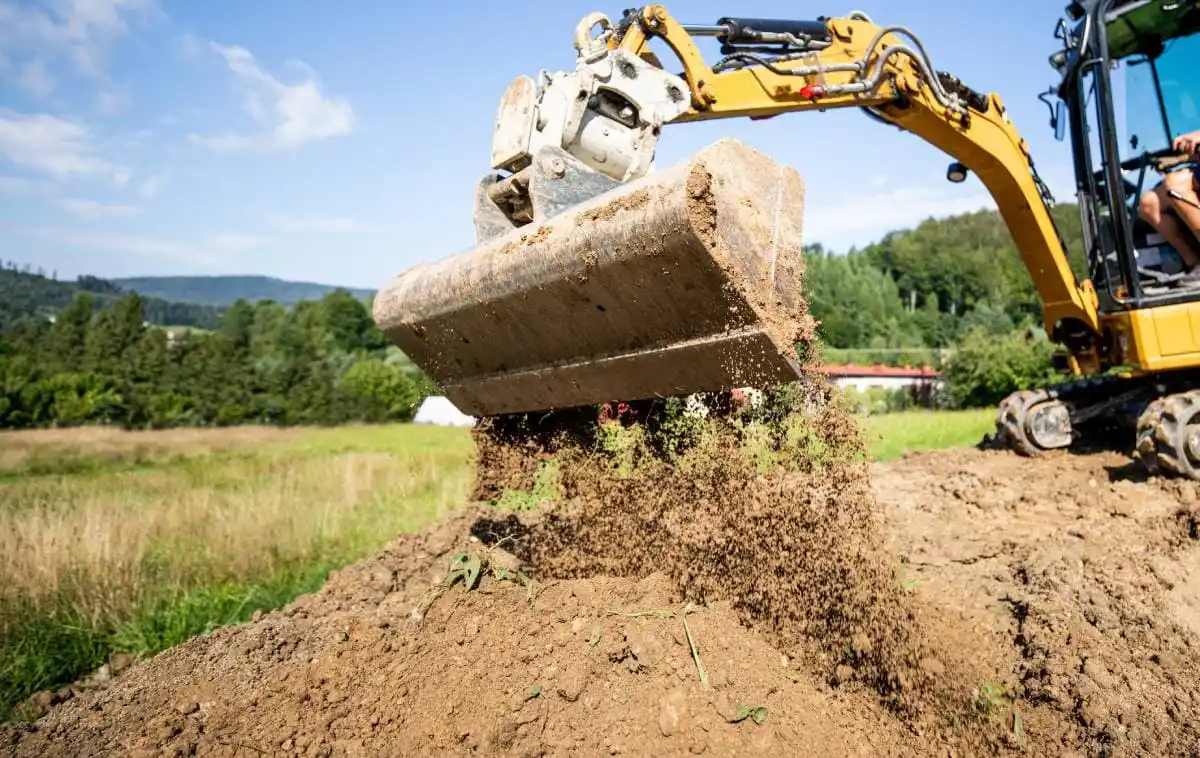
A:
[{"xmin": 814, "ymin": 364, "xmax": 942, "ymax": 379}]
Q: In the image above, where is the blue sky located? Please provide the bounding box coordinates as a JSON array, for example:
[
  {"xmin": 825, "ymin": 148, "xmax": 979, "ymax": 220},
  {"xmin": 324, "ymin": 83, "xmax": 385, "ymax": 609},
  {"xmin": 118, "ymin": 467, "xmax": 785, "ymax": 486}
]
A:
[{"xmin": 0, "ymin": 0, "xmax": 1082, "ymax": 289}]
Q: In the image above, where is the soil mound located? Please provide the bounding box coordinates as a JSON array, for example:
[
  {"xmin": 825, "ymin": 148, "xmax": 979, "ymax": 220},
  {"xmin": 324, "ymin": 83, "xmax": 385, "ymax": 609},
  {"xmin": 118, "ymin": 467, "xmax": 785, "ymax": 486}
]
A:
[
  {"xmin": 875, "ymin": 448, "xmax": 1200, "ymax": 756},
  {"xmin": 2, "ymin": 509, "xmax": 914, "ymax": 757}
]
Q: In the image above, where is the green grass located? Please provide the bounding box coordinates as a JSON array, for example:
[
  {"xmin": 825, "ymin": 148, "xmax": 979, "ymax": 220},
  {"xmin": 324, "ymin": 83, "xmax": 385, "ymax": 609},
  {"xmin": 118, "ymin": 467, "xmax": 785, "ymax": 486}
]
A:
[
  {"xmin": 0, "ymin": 424, "xmax": 471, "ymax": 720},
  {"xmin": 859, "ymin": 409, "xmax": 994, "ymax": 462},
  {"xmin": 0, "ymin": 408, "xmax": 991, "ymax": 720}
]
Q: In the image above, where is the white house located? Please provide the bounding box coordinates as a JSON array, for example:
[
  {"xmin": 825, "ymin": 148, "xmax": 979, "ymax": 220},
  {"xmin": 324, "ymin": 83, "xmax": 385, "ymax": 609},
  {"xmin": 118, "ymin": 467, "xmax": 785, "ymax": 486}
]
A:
[{"xmin": 413, "ymin": 396, "xmax": 475, "ymax": 427}]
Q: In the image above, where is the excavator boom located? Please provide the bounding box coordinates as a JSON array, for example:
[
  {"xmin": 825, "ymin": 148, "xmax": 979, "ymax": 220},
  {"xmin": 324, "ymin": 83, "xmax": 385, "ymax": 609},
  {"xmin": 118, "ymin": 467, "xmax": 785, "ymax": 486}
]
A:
[{"xmin": 373, "ymin": 5, "xmax": 1103, "ymax": 417}]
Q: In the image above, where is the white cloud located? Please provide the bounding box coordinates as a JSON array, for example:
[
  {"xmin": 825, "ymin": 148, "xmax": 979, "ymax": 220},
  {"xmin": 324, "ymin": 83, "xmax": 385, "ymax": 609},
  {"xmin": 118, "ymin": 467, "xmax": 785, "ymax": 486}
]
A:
[
  {"xmin": 137, "ymin": 170, "xmax": 169, "ymax": 198},
  {"xmin": 59, "ymin": 197, "xmax": 141, "ymax": 219},
  {"xmin": 0, "ymin": 174, "xmax": 55, "ymax": 195},
  {"xmin": 95, "ymin": 87, "xmax": 130, "ymax": 116},
  {"xmin": 805, "ymin": 183, "xmax": 994, "ymax": 251},
  {"xmin": 210, "ymin": 232, "xmax": 270, "ymax": 252},
  {"xmin": 176, "ymin": 32, "xmax": 203, "ymax": 59},
  {"xmin": 16, "ymin": 58, "xmax": 56, "ymax": 98},
  {"xmin": 268, "ymin": 214, "xmax": 385, "ymax": 234},
  {"xmin": 3, "ymin": 223, "xmax": 213, "ymax": 265},
  {"xmin": 189, "ymin": 43, "xmax": 355, "ymax": 154},
  {"xmin": 0, "ymin": 0, "xmax": 159, "ymax": 92},
  {"xmin": 1, "ymin": 222, "xmax": 272, "ymax": 267},
  {"xmin": 0, "ymin": 109, "xmax": 126, "ymax": 181}
]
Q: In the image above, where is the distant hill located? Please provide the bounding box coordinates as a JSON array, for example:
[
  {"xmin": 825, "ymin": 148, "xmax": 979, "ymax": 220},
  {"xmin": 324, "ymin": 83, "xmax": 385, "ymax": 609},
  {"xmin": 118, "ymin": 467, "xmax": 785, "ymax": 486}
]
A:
[
  {"xmin": 0, "ymin": 266, "xmax": 222, "ymax": 331},
  {"xmin": 112, "ymin": 275, "xmax": 375, "ymax": 307}
]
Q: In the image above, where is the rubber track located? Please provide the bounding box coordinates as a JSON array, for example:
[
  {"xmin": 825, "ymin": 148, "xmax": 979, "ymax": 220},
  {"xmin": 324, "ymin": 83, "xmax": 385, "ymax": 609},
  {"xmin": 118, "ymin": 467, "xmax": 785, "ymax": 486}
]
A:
[
  {"xmin": 1135, "ymin": 397, "xmax": 1167, "ymax": 476},
  {"xmin": 1152, "ymin": 390, "xmax": 1200, "ymax": 480}
]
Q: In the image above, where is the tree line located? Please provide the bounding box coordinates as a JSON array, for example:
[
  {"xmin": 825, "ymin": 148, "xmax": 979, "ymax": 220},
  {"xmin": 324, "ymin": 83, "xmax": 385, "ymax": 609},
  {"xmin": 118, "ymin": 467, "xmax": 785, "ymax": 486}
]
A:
[
  {"xmin": 0, "ymin": 263, "xmax": 222, "ymax": 332},
  {"xmin": 0, "ymin": 202, "xmax": 1085, "ymax": 428},
  {"xmin": 0, "ymin": 290, "xmax": 432, "ymax": 429},
  {"xmin": 804, "ymin": 203, "xmax": 1086, "ymax": 355}
]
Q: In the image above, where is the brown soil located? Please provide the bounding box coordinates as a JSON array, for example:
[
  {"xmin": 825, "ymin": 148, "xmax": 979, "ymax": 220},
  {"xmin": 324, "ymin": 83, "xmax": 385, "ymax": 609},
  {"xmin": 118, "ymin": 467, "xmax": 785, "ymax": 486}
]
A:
[
  {"xmin": 875, "ymin": 448, "xmax": 1200, "ymax": 756},
  {"xmin": 575, "ymin": 188, "xmax": 650, "ymax": 225},
  {"xmin": 5, "ymin": 415, "xmax": 1200, "ymax": 757}
]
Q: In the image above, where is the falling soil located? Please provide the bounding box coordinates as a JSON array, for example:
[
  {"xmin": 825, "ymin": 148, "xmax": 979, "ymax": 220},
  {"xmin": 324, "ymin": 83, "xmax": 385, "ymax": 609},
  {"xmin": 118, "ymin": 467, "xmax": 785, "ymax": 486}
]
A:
[{"xmin": 469, "ymin": 384, "xmax": 1014, "ymax": 755}]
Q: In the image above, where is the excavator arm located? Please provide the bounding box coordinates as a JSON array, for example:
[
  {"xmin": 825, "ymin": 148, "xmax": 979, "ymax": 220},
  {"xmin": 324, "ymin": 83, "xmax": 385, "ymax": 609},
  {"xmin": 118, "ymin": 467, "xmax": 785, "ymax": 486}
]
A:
[
  {"xmin": 615, "ymin": 7, "xmax": 1101, "ymax": 344},
  {"xmin": 373, "ymin": 6, "xmax": 1104, "ymax": 418}
]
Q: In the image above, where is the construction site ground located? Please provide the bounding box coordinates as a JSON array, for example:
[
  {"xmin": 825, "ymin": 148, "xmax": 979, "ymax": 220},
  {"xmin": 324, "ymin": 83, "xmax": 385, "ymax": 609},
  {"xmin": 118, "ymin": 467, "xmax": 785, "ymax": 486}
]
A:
[{"xmin": 4, "ymin": 441, "xmax": 1199, "ymax": 757}]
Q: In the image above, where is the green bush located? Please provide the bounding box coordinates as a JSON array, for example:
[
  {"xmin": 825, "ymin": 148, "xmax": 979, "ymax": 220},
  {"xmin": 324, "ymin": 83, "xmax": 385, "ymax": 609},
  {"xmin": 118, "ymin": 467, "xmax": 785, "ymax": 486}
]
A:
[
  {"xmin": 942, "ymin": 326, "xmax": 1062, "ymax": 409},
  {"xmin": 339, "ymin": 358, "xmax": 422, "ymax": 422}
]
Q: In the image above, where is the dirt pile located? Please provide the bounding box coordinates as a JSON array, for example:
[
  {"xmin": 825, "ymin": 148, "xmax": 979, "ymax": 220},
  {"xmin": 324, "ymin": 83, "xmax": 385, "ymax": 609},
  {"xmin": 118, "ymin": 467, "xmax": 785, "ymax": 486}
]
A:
[
  {"xmin": 875, "ymin": 448, "xmax": 1200, "ymax": 756},
  {"xmin": 2, "ymin": 509, "xmax": 915, "ymax": 757}
]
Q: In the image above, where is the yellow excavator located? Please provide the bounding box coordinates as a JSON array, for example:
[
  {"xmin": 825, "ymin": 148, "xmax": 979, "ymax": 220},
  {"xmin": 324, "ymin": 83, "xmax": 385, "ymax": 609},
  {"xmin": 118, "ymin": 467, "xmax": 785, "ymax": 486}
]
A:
[{"xmin": 373, "ymin": 2, "xmax": 1200, "ymax": 479}]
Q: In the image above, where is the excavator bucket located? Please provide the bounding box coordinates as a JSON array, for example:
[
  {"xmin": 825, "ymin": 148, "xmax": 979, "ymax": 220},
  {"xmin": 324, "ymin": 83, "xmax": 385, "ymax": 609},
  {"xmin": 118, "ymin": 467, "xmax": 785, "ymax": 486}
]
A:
[{"xmin": 372, "ymin": 138, "xmax": 814, "ymax": 417}]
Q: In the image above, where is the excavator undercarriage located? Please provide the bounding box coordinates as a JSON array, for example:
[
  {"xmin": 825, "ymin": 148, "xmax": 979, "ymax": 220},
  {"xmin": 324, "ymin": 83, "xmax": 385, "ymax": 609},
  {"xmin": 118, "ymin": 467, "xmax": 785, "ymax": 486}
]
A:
[{"xmin": 374, "ymin": 2, "xmax": 1200, "ymax": 481}]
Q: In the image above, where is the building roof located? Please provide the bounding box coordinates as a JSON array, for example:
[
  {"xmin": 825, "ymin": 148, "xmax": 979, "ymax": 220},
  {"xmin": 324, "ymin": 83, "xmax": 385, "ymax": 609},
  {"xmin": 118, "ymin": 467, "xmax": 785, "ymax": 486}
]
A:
[{"xmin": 813, "ymin": 363, "xmax": 942, "ymax": 379}]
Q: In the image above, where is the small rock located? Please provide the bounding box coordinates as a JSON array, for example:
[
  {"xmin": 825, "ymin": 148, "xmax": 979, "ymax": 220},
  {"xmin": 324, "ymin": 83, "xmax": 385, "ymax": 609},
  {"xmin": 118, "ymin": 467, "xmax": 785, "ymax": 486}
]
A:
[
  {"xmin": 552, "ymin": 625, "xmax": 572, "ymax": 648},
  {"xmin": 515, "ymin": 698, "xmax": 544, "ymax": 725},
  {"xmin": 571, "ymin": 582, "xmax": 596, "ymax": 607},
  {"xmin": 626, "ymin": 626, "xmax": 663, "ymax": 669},
  {"xmin": 659, "ymin": 689, "xmax": 688, "ymax": 737},
  {"xmin": 176, "ymin": 701, "xmax": 199, "ymax": 715},
  {"xmin": 1081, "ymin": 658, "xmax": 1113, "ymax": 689},
  {"xmin": 851, "ymin": 632, "xmax": 874, "ymax": 655},
  {"xmin": 1178, "ymin": 482, "xmax": 1197, "ymax": 503},
  {"xmin": 708, "ymin": 668, "xmax": 727, "ymax": 689},
  {"xmin": 110, "ymin": 653, "xmax": 135, "ymax": 674},
  {"xmin": 711, "ymin": 693, "xmax": 740, "ymax": 722},
  {"xmin": 570, "ymin": 617, "xmax": 587, "ymax": 635},
  {"xmin": 557, "ymin": 665, "xmax": 588, "ymax": 703}
]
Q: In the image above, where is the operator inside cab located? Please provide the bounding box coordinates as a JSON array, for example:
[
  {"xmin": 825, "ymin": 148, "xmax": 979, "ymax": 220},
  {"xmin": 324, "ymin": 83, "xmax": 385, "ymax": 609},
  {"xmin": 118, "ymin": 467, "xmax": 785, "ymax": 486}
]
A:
[{"xmin": 1138, "ymin": 129, "xmax": 1200, "ymax": 283}]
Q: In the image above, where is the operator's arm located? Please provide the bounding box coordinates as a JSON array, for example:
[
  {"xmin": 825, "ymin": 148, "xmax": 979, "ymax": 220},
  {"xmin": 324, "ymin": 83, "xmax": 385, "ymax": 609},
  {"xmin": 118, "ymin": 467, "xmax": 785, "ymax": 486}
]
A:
[{"xmin": 1174, "ymin": 130, "xmax": 1200, "ymax": 156}]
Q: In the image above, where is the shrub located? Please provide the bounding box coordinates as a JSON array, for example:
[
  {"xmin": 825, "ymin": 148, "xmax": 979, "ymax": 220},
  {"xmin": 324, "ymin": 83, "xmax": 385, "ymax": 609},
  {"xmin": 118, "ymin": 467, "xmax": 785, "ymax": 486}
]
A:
[
  {"xmin": 942, "ymin": 327, "xmax": 1061, "ymax": 409},
  {"xmin": 338, "ymin": 358, "xmax": 422, "ymax": 422}
]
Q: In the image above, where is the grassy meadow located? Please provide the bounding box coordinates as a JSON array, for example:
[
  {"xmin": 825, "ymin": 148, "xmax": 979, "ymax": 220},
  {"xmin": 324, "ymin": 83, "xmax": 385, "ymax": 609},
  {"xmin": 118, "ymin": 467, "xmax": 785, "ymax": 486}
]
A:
[{"xmin": 0, "ymin": 408, "xmax": 990, "ymax": 719}]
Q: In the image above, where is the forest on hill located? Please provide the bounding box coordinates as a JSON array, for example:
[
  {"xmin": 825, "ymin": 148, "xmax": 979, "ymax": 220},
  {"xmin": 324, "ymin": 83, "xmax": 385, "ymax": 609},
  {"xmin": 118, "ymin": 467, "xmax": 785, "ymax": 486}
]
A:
[
  {"xmin": 0, "ymin": 264, "xmax": 222, "ymax": 332},
  {"xmin": 0, "ymin": 203, "xmax": 1082, "ymax": 427},
  {"xmin": 805, "ymin": 202, "xmax": 1086, "ymax": 357},
  {"xmin": 112, "ymin": 275, "xmax": 375, "ymax": 308}
]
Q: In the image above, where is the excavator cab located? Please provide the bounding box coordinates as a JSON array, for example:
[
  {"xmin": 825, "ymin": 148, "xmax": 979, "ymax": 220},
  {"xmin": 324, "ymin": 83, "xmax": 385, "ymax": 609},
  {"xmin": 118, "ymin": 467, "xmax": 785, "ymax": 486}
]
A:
[
  {"xmin": 1051, "ymin": 0, "xmax": 1200, "ymax": 304},
  {"xmin": 1004, "ymin": 0, "xmax": 1200, "ymax": 479}
]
